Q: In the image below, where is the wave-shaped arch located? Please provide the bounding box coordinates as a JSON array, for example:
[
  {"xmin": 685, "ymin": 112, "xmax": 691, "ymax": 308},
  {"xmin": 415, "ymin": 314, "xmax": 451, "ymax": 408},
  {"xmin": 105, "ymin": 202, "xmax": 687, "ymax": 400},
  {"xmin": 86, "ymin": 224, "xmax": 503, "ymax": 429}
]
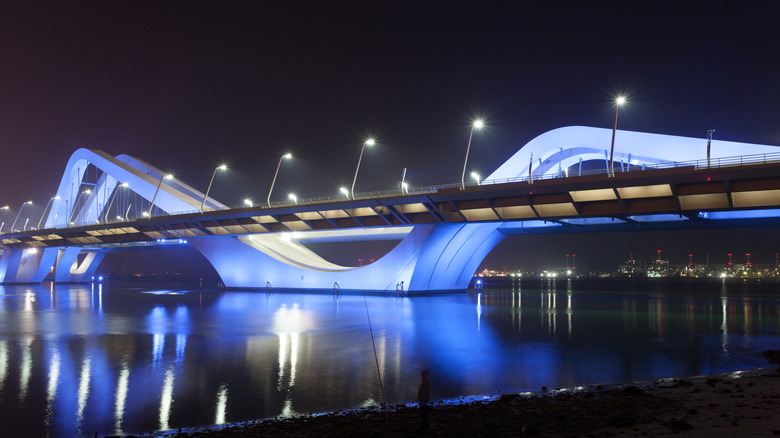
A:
[
  {"xmin": 486, "ymin": 126, "xmax": 780, "ymax": 182},
  {"xmin": 45, "ymin": 149, "xmax": 226, "ymax": 228}
]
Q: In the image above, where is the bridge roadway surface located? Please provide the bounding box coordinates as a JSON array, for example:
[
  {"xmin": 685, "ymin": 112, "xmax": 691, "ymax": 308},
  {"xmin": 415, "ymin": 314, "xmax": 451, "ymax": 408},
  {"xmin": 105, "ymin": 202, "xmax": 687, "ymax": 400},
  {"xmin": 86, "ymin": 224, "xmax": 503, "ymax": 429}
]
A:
[{"xmin": 4, "ymin": 160, "xmax": 780, "ymax": 251}]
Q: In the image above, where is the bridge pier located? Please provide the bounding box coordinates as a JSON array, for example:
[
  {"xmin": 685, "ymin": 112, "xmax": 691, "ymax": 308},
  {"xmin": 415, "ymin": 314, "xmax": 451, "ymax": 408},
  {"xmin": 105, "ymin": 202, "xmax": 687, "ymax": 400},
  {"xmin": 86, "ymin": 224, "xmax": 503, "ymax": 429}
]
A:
[
  {"xmin": 0, "ymin": 248, "xmax": 59, "ymax": 283},
  {"xmin": 54, "ymin": 248, "xmax": 106, "ymax": 282},
  {"xmin": 189, "ymin": 222, "xmax": 506, "ymax": 293}
]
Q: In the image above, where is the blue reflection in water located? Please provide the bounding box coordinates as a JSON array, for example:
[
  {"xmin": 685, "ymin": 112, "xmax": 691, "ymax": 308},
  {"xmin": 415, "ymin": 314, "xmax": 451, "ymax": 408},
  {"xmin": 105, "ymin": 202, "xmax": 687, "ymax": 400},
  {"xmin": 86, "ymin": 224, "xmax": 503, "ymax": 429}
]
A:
[{"xmin": 0, "ymin": 280, "xmax": 778, "ymax": 436}]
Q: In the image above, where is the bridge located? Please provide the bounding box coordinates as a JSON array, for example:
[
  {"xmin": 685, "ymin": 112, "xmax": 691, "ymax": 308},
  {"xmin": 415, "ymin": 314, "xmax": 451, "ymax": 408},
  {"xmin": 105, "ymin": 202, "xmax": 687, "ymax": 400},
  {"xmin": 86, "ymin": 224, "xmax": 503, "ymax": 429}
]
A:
[{"xmin": 2, "ymin": 126, "xmax": 780, "ymax": 292}]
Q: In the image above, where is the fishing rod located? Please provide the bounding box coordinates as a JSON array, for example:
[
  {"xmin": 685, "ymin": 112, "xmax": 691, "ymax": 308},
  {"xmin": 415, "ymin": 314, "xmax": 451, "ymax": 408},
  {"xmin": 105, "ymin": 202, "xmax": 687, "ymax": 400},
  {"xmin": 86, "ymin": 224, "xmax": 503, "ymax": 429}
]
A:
[{"xmin": 363, "ymin": 293, "xmax": 388, "ymax": 423}]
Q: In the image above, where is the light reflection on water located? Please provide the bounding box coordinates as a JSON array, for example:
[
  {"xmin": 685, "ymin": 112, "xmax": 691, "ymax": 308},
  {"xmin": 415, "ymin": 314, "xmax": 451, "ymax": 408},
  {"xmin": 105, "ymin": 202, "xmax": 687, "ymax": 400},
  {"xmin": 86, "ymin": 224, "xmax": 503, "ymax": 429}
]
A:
[{"xmin": 0, "ymin": 280, "xmax": 778, "ymax": 436}]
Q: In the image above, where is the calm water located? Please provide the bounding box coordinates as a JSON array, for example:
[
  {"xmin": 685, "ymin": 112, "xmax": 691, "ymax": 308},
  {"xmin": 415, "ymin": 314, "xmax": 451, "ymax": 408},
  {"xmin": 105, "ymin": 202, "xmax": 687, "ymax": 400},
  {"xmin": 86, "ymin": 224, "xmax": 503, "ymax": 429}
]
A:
[{"xmin": 1, "ymin": 279, "xmax": 779, "ymax": 437}]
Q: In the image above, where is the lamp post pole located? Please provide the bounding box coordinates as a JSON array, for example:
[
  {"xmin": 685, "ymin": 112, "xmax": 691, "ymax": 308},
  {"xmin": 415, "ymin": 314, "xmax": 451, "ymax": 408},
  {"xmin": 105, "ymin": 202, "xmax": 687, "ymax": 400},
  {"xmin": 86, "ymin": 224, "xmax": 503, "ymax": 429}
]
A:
[
  {"xmin": 608, "ymin": 96, "xmax": 626, "ymax": 177},
  {"xmin": 11, "ymin": 201, "xmax": 32, "ymax": 232},
  {"xmin": 149, "ymin": 174, "xmax": 173, "ymax": 217},
  {"xmin": 201, "ymin": 165, "xmax": 227, "ymax": 212},
  {"xmin": 37, "ymin": 196, "xmax": 59, "ymax": 229},
  {"xmin": 460, "ymin": 120, "xmax": 484, "ymax": 189},
  {"xmin": 351, "ymin": 139, "xmax": 375, "ymax": 199},
  {"xmin": 104, "ymin": 183, "xmax": 128, "ymax": 223},
  {"xmin": 267, "ymin": 153, "xmax": 292, "ymax": 206}
]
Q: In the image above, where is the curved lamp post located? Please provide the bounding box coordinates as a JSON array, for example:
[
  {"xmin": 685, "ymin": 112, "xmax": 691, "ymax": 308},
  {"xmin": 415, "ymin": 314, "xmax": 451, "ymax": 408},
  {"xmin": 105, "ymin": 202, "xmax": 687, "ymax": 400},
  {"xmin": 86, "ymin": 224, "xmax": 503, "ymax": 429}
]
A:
[
  {"xmin": 267, "ymin": 153, "xmax": 293, "ymax": 206},
  {"xmin": 288, "ymin": 193, "xmax": 298, "ymax": 204},
  {"xmin": 37, "ymin": 196, "xmax": 60, "ymax": 229},
  {"xmin": 68, "ymin": 189, "xmax": 92, "ymax": 224},
  {"xmin": 149, "ymin": 174, "xmax": 173, "ymax": 217},
  {"xmin": 461, "ymin": 120, "xmax": 484, "ymax": 189},
  {"xmin": 11, "ymin": 201, "xmax": 32, "ymax": 232},
  {"xmin": 608, "ymin": 96, "xmax": 626, "ymax": 177},
  {"xmin": 471, "ymin": 172, "xmax": 481, "ymax": 185},
  {"xmin": 201, "ymin": 165, "xmax": 228, "ymax": 212},
  {"xmin": 0, "ymin": 205, "xmax": 8, "ymax": 233},
  {"xmin": 104, "ymin": 182, "xmax": 129, "ymax": 223},
  {"xmin": 350, "ymin": 138, "xmax": 375, "ymax": 199}
]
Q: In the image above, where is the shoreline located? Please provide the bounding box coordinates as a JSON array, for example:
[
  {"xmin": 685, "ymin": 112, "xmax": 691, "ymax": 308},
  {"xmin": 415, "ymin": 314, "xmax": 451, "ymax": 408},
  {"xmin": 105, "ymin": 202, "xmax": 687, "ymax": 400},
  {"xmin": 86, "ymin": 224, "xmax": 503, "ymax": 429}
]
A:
[{"xmin": 131, "ymin": 366, "xmax": 780, "ymax": 437}]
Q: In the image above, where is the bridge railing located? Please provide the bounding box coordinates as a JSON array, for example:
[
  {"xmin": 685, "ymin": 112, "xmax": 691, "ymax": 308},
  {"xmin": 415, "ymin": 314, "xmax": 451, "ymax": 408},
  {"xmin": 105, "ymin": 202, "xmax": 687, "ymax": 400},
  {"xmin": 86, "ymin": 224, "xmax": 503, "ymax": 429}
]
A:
[
  {"xmin": 481, "ymin": 151, "xmax": 780, "ymax": 186},
  {"xmin": 7, "ymin": 150, "xmax": 780, "ymax": 234}
]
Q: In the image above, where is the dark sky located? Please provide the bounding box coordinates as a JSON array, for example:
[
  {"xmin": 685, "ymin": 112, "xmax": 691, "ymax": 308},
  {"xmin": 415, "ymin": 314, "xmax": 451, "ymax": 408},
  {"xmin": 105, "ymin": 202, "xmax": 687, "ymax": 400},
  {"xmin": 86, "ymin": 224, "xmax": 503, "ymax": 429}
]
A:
[{"xmin": 2, "ymin": 1, "xmax": 780, "ymax": 272}]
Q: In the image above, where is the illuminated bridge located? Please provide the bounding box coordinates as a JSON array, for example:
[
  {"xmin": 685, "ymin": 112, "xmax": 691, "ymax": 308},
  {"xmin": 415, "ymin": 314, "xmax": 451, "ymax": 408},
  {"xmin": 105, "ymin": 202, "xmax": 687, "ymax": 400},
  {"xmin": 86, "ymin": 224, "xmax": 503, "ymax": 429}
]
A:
[{"xmin": 2, "ymin": 126, "xmax": 780, "ymax": 292}]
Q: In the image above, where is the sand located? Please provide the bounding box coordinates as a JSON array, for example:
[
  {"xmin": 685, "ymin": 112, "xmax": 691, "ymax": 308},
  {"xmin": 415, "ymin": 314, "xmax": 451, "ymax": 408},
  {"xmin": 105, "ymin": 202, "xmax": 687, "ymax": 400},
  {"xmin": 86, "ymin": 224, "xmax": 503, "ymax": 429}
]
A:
[{"xmin": 130, "ymin": 366, "xmax": 780, "ymax": 437}]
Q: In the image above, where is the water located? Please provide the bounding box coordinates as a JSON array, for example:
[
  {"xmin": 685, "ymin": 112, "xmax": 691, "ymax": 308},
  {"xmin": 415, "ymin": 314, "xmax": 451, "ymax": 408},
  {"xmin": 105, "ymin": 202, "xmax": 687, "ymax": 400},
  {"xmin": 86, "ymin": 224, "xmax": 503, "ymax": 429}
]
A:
[{"xmin": 0, "ymin": 279, "xmax": 778, "ymax": 437}]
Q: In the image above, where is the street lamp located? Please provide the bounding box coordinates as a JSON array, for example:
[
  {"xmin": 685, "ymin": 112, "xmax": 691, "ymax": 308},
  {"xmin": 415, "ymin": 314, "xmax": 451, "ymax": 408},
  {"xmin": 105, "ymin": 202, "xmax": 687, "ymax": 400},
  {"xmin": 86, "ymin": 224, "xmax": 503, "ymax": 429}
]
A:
[
  {"xmin": 104, "ymin": 182, "xmax": 129, "ymax": 223},
  {"xmin": 11, "ymin": 201, "xmax": 32, "ymax": 232},
  {"xmin": 461, "ymin": 120, "xmax": 484, "ymax": 189},
  {"xmin": 608, "ymin": 96, "xmax": 626, "ymax": 177},
  {"xmin": 149, "ymin": 174, "xmax": 173, "ymax": 217},
  {"xmin": 471, "ymin": 172, "xmax": 481, "ymax": 185},
  {"xmin": 350, "ymin": 138, "xmax": 375, "ymax": 199},
  {"xmin": 201, "ymin": 164, "xmax": 228, "ymax": 212},
  {"xmin": 38, "ymin": 196, "xmax": 60, "ymax": 229},
  {"xmin": 339, "ymin": 187, "xmax": 350, "ymax": 198},
  {"xmin": 288, "ymin": 193, "xmax": 298, "ymax": 204},
  {"xmin": 244, "ymin": 198, "xmax": 253, "ymax": 207},
  {"xmin": 68, "ymin": 189, "xmax": 92, "ymax": 224},
  {"xmin": 267, "ymin": 153, "xmax": 293, "ymax": 206}
]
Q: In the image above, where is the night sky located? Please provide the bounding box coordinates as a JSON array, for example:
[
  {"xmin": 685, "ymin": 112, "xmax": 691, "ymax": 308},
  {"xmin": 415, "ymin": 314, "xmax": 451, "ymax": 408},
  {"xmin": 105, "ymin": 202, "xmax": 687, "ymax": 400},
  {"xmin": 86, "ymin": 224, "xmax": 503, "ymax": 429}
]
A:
[{"xmin": 2, "ymin": 1, "xmax": 780, "ymax": 272}]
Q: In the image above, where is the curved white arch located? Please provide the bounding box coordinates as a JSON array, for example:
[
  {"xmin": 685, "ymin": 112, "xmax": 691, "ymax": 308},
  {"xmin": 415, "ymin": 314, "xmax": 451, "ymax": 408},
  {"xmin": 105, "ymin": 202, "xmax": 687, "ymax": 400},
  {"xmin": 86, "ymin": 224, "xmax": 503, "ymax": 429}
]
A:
[
  {"xmin": 487, "ymin": 126, "xmax": 780, "ymax": 182},
  {"xmin": 46, "ymin": 149, "xmax": 227, "ymax": 228}
]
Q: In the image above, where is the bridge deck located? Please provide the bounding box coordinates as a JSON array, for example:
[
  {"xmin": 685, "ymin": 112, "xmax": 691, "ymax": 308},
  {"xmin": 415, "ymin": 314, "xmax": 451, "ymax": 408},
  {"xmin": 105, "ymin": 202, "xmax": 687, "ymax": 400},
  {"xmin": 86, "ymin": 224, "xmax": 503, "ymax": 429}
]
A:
[{"xmin": 3, "ymin": 162, "xmax": 780, "ymax": 250}]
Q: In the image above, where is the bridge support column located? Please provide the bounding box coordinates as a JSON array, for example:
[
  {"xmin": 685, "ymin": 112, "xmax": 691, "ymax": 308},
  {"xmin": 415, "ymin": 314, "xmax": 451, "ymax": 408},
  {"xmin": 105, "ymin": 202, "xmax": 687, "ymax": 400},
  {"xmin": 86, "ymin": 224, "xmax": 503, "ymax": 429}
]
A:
[
  {"xmin": 190, "ymin": 222, "xmax": 506, "ymax": 292},
  {"xmin": 54, "ymin": 248, "xmax": 106, "ymax": 282},
  {"xmin": 0, "ymin": 247, "xmax": 59, "ymax": 283}
]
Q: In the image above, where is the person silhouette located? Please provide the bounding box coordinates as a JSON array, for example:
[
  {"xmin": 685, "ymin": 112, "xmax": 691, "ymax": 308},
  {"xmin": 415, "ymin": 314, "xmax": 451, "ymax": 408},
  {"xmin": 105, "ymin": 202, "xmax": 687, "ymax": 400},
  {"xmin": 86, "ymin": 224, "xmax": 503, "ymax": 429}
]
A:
[{"xmin": 417, "ymin": 369, "xmax": 430, "ymax": 430}]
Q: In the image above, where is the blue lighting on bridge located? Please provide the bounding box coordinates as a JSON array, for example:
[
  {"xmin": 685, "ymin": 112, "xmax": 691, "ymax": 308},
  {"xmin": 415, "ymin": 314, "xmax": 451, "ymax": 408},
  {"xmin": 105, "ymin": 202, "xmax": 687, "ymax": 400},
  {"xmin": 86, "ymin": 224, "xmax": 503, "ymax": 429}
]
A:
[
  {"xmin": 3, "ymin": 126, "xmax": 780, "ymax": 292},
  {"xmin": 155, "ymin": 238, "xmax": 188, "ymax": 245},
  {"xmin": 704, "ymin": 209, "xmax": 780, "ymax": 220}
]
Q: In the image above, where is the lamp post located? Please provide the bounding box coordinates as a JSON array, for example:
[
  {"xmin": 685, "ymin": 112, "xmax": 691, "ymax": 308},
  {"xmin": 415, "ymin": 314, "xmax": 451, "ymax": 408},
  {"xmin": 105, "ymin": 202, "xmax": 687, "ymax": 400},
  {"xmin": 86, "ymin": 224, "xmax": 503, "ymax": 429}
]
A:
[
  {"xmin": 288, "ymin": 193, "xmax": 298, "ymax": 204},
  {"xmin": 68, "ymin": 189, "xmax": 92, "ymax": 224},
  {"xmin": 350, "ymin": 138, "xmax": 375, "ymax": 199},
  {"xmin": 461, "ymin": 120, "xmax": 484, "ymax": 189},
  {"xmin": 11, "ymin": 201, "xmax": 32, "ymax": 232},
  {"xmin": 471, "ymin": 172, "xmax": 481, "ymax": 185},
  {"xmin": 37, "ymin": 196, "xmax": 60, "ymax": 229},
  {"xmin": 339, "ymin": 187, "xmax": 349, "ymax": 198},
  {"xmin": 149, "ymin": 174, "xmax": 173, "ymax": 217},
  {"xmin": 104, "ymin": 182, "xmax": 128, "ymax": 223},
  {"xmin": 267, "ymin": 153, "xmax": 292, "ymax": 206},
  {"xmin": 608, "ymin": 96, "xmax": 626, "ymax": 177},
  {"xmin": 201, "ymin": 165, "xmax": 227, "ymax": 212},
  {"xmin": 0, "ymin": 206, "xmax": 9, "ymax": 231},
  {"xmin": 244, "ymin": 198, "xmax": 253, "ymax": 207}
]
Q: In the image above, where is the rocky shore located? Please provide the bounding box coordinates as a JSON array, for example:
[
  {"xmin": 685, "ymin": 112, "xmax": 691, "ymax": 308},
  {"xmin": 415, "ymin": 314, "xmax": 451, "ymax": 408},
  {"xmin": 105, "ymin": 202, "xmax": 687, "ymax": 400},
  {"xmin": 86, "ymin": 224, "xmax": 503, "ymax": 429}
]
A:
[{"xmin": 132, "ymin": 365, "xmax": 780, "ymax": 438}]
